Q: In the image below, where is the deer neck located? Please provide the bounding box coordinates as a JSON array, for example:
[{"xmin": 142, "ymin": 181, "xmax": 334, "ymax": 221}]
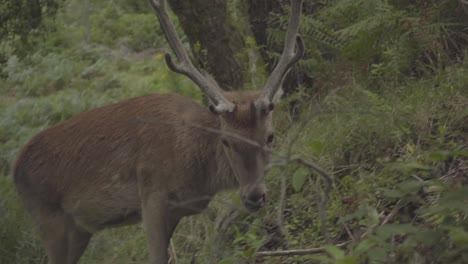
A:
[
  {"xmin": 198, "ymin": 124, "xmax": 239, "ymax": 195},
  {"xmin": 215, "ymin": 140, "xmax": 239, "ymax": 190}
]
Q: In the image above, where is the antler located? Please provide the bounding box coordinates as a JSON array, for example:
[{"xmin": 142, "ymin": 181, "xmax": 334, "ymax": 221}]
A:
[
  {"xmin": 149, "ymin": 0, "xmax": 235, "ymax": 113},
  {"xmin": 255, "ymin": 0, "xmax": 305, "ymax": 111}
]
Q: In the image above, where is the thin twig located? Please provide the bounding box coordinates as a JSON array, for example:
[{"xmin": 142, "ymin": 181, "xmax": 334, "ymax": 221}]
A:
[
  {"xmin": 285, "ymin": 155, "xmax": 334, "ymax": 243},
  {"xmin": 255, "ymin": 241, "xmax": 351, "ymax": 258},
  {"xmin": 342, "ymin": 223, "xmax": 356, "ymax": 242},
  {"xmin": 275, "ymin": 166, "xmax": 288, "ymax": 243},
  {"xmin": 273, "ymin": 117, "xmax": 312, "ymax": 245},
  {"xmin": 290, "ymin": 156, "xmax": 334, "ymax": 186},
  {"xmin": 382, "ymin": 200, "xmax": 403, "ymax": 226},
  {"xmin": 315, "ymin": 176, "xmax": 331, "ymax": 244},
  {"xmin": 170, "ymin": 240, "xmax": 178, "ymax": 264},
  {"xmin": 137, "ymin": 117, "xmax": 263, "ymax": 150},
  {"xmin": 360, "ymin": 200, "xmax": 403, "ymax": 239}
]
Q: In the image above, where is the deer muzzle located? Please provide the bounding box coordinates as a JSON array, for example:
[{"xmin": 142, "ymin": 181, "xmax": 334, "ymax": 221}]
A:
[{"xmin": 244, "ymin": 190, "xmax": 267, "ymax": 212}]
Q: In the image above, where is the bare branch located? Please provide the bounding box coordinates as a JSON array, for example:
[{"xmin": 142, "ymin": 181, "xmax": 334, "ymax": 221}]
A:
[{"xmin": 290, "ymin": 156, "xmax": 334, "ymax": 187}]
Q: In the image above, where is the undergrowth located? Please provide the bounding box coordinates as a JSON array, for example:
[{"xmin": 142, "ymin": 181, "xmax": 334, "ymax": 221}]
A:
[{"xmin": 1, "ymin": 0, "xmax": 467, "ymax": 263}]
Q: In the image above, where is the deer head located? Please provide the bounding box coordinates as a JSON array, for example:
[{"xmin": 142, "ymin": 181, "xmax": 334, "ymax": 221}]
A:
[{"xmin": 149, "ymin": 0, "xmax": 304, "ymax": 211}]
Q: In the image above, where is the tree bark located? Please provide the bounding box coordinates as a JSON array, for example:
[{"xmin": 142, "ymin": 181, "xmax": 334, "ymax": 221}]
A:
[
  {"xmin": 167, "ymin": 0, "xmax": 246, "ymax": 90},
  {"xmin": 248, "ymin": 0, "xmax": 283, "ymax": 70}
]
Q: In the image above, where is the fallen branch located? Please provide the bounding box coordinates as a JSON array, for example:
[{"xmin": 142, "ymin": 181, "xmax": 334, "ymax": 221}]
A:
[
  {"xmin": 290, "ymin": 155, "xmax": 333, "ymax": 243},
  {"xmin": 290, "ymin": 155, "xmax": 333, "ymax": 186},
  {"xmin": 360, "ymin": 200, "xmax": 403, "ymax": 239},
  {"xmin": 255, "ymin": 241, "xmax": 351, "ymax": 258}
]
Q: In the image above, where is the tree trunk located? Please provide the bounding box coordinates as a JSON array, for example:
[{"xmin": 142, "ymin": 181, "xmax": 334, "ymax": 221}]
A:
[
  {"xmin": 248, "ymin": 0, "xmax": 314, "ymax": 95},
  {"xmin": 248, "ymin": 0, "xmax": 283, "ymax": 70},
  {"xmin": 167, "ymin": 0, "xmax": 246, "ymax": 90},
  {"xmin": 166, "ymin": 0, "xmax": 313, "ymax": 94}
]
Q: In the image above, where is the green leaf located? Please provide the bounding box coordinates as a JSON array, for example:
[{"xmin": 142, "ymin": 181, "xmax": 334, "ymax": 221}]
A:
[
  {"xmin": 243, "ymin": 247, "xmax": 256, "ymax": 257},
  {"xmin": 399, "ymin": 180, "xmax": 424, "ymax": 194},
  {"xmin": 325, "ymin": 245, "xmax": 345, "ymax": 259},
  {"xmin": 337, "ymin": 256, "xmax": 359, "ymax": 264},
  {"xmin": 218, "ymin": 257, "xmax": 235, "ymax": 264},
  {"xmin": 380, "ymin": 188, "xmax": 404, "ymax": 198},
  {"xmin": 292, "ymin": 167, "xmax": 308, "ymax": 192},
  {"xmin": 376, "ymin": 224, "xmax": 418, "ymax": 240},
  {"xmin": 339, "ymin": 207, "xmax": 368, "ymax": 223},
  {"xmin": 447, "ymin": 227, "xmax": 468, "ymax": 247},
  {"xmin": 391, "ymin": 161, "xmax": 432, "ymax": 173},
  {"xmin": 231, "ymin": 194, "xmax": 242, "ymax": 208},
  {"xmin": 310, "ymin": 140, "xmax": 324, "ymax": 153},
  {"xmin": 427, "ymin": 151, "xmax": 450, "ymax": 161},
  {"xmin": 452, "ymin": 150, "xmax": 468, "ymax": 157},
  {"xmin": 355, "ymin": 239, "xmax": 376, "ymax": 255},
  {"xmin": 309, "ymin": 255, "xmax": 333, "ymax": 263},
  {"xmin": 413, "ymin": 230, "xmax": 441, "ymax": 245},
  {"xmin": 367, "ymin": 247, "xmax": 388, "ymax": 262},
  {"xmin": 368, "ymin": 206, "xmax": 380, "ymax": 227}
]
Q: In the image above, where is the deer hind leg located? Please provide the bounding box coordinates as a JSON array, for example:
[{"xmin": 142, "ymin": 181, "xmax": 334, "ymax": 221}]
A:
[
  {"xmin": 66, "ymin": 218, "xmax": 92, "ymax": 264},
  {"xmin": 35, "ymin": 207, "xmax": 68, "ymax": 264},
  {"xmin": 35, "ymin": 206, "xmax": 92, "ymax": 264}
]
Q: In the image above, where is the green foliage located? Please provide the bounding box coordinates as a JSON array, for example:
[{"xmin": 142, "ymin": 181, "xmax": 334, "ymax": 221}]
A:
[
  {"xmin": 292, "ymin": 167, "xmax": 309, "ymax": 192},
  {"xmin": 0, "ymin": 0, "xmax": 199, "ymax": 176},
  {"xmin": 90, "ymin": 6, "xmax": 165, "ymax": 51},
  {"xmin": 0, "ymin": 177, "xmax": 44, "ymax": 263},
  {"xmin": 1, "ymin": 0, "xmax": 468, "ymax": 263},
  {"xmin": 267, "ymin": 0, "xmax": 468, "ymax": 89},
  {"xmin": 334, "ymin": 183, "xmax": 468, "ymax": 263},
  {"xmin": 268, "ymin": 56, "xmax": 467, "ymax": 263},
  {"xmin": 0, "ymin": 0, "xmax": 61, "ymax": 44}
]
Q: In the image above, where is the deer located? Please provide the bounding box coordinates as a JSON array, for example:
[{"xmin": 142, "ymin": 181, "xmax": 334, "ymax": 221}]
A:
[{"xmin": 13, "ymin": 0, "xmax": 304, "ymax": 263}]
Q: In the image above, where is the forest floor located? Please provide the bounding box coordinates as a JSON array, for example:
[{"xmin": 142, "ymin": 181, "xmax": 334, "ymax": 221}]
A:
[{"xmin": 1, "ymin": 0, "xmax": 468, "ymax": 263}]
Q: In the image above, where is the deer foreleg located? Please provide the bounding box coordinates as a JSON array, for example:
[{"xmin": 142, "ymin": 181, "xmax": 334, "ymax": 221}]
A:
[{"xmin": 140, "ymin": 191, "xmax": 172, "ymax": 264}]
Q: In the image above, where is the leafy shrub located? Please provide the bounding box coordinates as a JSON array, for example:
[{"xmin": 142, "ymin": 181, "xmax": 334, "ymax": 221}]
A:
[
  {"xmin": 0, "ymin": 0, "xmax": 467, "ymax": 263},
  {"xmin": 3, "ymin": 52, "xmax": 85, "ymax": 96},
  {"xmin": 0, "ymin": 177, "xmax": 44, "ymax": 264},
  {"xmin": 90, "ymin": 6, "xmax": 166, "ymax": 51}
]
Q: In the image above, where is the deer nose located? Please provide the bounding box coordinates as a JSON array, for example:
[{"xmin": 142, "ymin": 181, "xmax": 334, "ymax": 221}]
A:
[{"xmin": 244, "ymin": 192, "xmax": 267, "ymax": 212}]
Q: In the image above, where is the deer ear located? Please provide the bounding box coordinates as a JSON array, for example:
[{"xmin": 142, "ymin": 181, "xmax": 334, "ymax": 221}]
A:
[
  {"xmin": 272, "ymin": 87, "xmax": 284, "ymax": 104},
  {"xmin": 260, "ymin": 101, "xmax": 275, "ymax": 114},
  {"xmin": 267, "ymin": 102, "xmax": 275, "ymax": 112},
  {"xmin": 209, "ymin": 105, "xmax": 219, "ymax": 115}
]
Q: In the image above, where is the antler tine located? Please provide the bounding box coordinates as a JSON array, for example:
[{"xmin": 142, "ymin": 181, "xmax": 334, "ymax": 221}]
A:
[
  {"xmin": 149, "ymin": 0, "xmax": 235, "ymax": 113},
  {"xmin": 255, "ymin": 0, "xmax": 305, "ymax": 110}
]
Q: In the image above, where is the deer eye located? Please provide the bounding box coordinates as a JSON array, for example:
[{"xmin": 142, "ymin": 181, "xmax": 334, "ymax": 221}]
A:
[{"xmin": 266, "ymin": 134, "xmax": 274, "ymax": 144}]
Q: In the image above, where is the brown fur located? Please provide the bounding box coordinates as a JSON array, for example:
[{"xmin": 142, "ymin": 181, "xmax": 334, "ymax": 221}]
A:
[
  {"xmin": 15, "ymin": 0, "xmax": 304, "ymax": 260},
  {"xmin": 14, "ymin": 91, "xmax": 273, "ymax": 264}
]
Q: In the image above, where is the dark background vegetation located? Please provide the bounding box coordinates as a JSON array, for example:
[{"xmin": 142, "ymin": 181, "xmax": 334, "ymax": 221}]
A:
[{"xmin": 1, "ymin": 0, "xmax": 467, "ymax": 263}]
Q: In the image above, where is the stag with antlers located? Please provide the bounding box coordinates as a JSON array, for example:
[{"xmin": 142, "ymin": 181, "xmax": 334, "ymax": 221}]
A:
[{"xmin": 14, "ymin": 0, "xmax": 304, "ymax": 263}]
